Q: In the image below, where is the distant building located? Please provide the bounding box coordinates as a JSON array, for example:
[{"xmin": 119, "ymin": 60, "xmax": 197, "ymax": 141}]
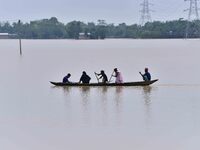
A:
[
  {"xmin": 0, "ymin": 33, "xmax": 9, "ymax": 39},
  {"xmin": 79, "ymin": 32, "xmax": 91, "ymax": 39},
  {"xmin": 0, "ymin": 33, "xmax": 17, "ymax": 39}
]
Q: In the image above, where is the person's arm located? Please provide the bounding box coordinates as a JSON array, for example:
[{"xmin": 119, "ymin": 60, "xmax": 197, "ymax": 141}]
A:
[
  {"xmin": 139, "ymin": 72, "xmax": 145, "ymax": 80},
  {"xmin": 99, "ymin": 75, "xmax": 103, "ymax": 79},
  {"xmin": 95, "ymin": 72, "xmax": 101, "ymax": 80},
  {"xmin": 67, "ymin": 79, "xmax": 72, "ymax": 83},
  {"xmin": 95, "ymin": 72, "xmax": 101, "ymax": 76},
  {"xmin": 79, "ymin": 76, "xmax": 82, "ymax": 83},
  {"xmin": 112, "ymin": 72, "xmax": 117, "ymax": 77}
]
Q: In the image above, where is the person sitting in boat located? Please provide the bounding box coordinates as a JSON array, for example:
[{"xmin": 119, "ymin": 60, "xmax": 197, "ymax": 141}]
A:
[
  {"xmin": 63, "ymin": 73, "xmax": 71, "ymax": 83},
  {"xmin": 139, "ymin": 68, "xmax": 151, "ymax": 81},
  {"xmin": 95, "ymin": 70, "xmax": 108, "ymax": 83},
  {"xmin": 112, "ymin": 68, "xmax": 123, "ymax": 83},
  {"xmin": 79, "ymin": 71, "xmax": 91, "ymax": 84}
]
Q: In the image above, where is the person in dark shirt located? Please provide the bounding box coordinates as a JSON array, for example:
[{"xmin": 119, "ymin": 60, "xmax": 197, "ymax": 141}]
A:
[
  {"xmin": 63, "ymin": 73, "xmax": 71, "ymax": 83},
  {"xmin": 79, "ymin": 71, "xmax": 91, "ymax": 83},
  {"xmin": 96, "ymin": 70, "xmax": 108, "ymax": 83},
  {"xmin": 139, "ymin": 68, "xmax": 151, "ymax": 81}
]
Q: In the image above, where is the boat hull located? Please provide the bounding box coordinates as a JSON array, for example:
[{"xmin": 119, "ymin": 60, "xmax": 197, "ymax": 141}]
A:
[{"xmin": 50, "ymin": 79, "xmax": 158, "ymax": 87}]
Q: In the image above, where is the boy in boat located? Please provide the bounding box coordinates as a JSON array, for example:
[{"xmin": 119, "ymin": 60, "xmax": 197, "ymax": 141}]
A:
[
  {"xmin": 79, "ymin": 71, "xmax": 91, "ymax": 84},
  {"xmin": 63, "ymin": 73, "xmax": 71, "ymax": 83},
  {"xmin": 95, "ymin": 70, "xmax": 108, "ymax": 83},
  {"xmin": 112, "ymin": 68, "xmax": 123, "ymax": 83},
  {"xmin": 139, "ymin": 68, "xmax": 151, "ymax": 81}
]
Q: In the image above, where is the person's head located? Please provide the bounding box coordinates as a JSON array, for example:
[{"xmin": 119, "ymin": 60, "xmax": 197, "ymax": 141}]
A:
[
  {"xmin": 145, "ymin": 68, "xmax": 148, "ymax": 73},
  {"xmin": 101, "ymin": 70, "xmax": 105, "ymax": 74},
  {"xmin": 114, "ymin": 68, "xmax": 118, "ymax": 72},
  {"xmin": 67, "ymin": 73, "xmax": 71, "ymax": 77},
  {"xmin": 82, "ymin": 71, "xmax": 86, "ymax": 75}
]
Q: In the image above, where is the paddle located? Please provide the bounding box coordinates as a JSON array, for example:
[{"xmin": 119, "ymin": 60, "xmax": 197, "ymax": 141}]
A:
[
  {"xmin": 139, "ymin": 72, "xmax": 143, "ymax": 76},
  {"xmin": 108, "ymin": 71, "xmax": 115, "ymax": 83},
  {"xmin": 94, "ymin": 72, "xmax": 100, "ymax": 83},
  {"xmin": 139, "ymin": 72, "xmax": 144, "ymax": 79}
]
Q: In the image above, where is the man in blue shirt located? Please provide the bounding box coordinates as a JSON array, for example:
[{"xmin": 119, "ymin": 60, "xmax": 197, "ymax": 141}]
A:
[{"xmin": 140, "ymin": 68, "xmax": 151, "ymax": 81}]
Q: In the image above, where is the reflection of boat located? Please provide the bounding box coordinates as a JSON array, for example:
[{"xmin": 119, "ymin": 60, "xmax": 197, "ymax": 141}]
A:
[{"xmin": 50, "ymin": 79, "xmax": 158, "ymax": 87}]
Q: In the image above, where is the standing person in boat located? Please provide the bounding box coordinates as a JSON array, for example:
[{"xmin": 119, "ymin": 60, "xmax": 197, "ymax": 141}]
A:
[
  {"xmin": 95, "ymin": 70, "xmax": 108, "ymax": 83},
  {"xmin": 112, "ymin": 68, "xmax": 123, "ymax": 83},
  {"xmin": 139, "ymin": 68, "xmax": 151, "ymax": 81},
  {"xmin": 63, "ymin": 73, "xmax": 71, "ymax": 83},
  {"xmin": 79, "ymin": 71, "xmax": 91, "ymax": 84}
]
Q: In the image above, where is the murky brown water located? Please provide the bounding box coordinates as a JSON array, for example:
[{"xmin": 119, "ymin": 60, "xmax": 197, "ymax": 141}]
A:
[{"xmin": 0, "ymin": 39, "xmax": 200, "ymax": 150}]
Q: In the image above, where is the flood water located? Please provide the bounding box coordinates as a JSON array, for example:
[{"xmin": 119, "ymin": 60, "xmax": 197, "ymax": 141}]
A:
[{"xmin": 0, "ymin": 39, "xmax": 200, "ymax": 150}]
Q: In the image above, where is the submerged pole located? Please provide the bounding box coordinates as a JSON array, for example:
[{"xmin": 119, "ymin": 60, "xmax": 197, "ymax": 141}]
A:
[
  {"xmin": 19, "ymin": 38, "xmax": 22, "ymax": 55},
  {"xmin": 18, "ymin": 20, "xmax": 22, "ymax": 55}
]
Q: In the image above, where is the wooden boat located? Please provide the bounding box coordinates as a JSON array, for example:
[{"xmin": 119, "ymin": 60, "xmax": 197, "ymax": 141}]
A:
[{"xmin": 50, "ymin": 79, "xmax": 158, "ymax": 87}]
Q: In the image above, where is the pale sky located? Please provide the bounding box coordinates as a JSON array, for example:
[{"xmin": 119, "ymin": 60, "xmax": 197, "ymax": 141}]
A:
[{"xmin": 0, "ymin": 0, "xmax": 194, "ymax": 24}]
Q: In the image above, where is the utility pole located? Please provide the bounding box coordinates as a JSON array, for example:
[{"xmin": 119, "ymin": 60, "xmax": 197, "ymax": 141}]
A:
[
  {"xmin": 184, "ymin": 0, "xmax": 200, "ymax": 38},
  {"xmin": 18, "ymin": 20, "xmax": 22, "ymax": 55},
  {"xmin": 140, "ymin": 0, "xmax": 153, "ymax": 26}
]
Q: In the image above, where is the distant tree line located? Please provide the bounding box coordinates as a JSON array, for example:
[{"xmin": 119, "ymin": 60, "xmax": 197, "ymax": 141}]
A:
[{"xmin": 0, "ymin": 17, "xmax": 200, "ymax": 39}]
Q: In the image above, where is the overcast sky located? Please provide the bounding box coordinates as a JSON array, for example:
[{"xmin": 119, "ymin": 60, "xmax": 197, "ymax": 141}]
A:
[{"xmin": 0, "ymin": 0, "xmax": 194, "ymax": 24}]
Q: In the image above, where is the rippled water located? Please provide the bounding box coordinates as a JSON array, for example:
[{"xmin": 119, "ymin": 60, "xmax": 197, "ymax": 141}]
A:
[{"xmin": 0, "ymin": 39, "xmax": 200, "ymax": 150}]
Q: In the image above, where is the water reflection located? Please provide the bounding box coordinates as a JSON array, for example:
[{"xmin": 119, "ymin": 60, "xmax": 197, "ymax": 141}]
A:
[
  {"xmin": 114, "ymin": 87, "xmax": 123, "ymax": 108},
  {"xmin": 101, "ymin": 86, "xmax": 108, "ymax": 93},
  {"xmin": 96, "ymin": 87, "xmax": 109, "ymax": 126},
  {"xmin": 76, "ymin": 86, "xmax": 125, "ymax": 126},
  {"xmin": 80, "ymin": 86, "xmax": 90, "ymax": 93},
  {"xmin": 79, "ymin": 87, "xmax": 91, "ymax": 125},
  {"xmin": 97, "ymin": 87, "xmax": 108, "ymax": 110},
  {"xmin": 57, "ymin": 85, "xmax": 157, "ymax": 127},
  {"xmin": 141, "ymin": 86, "xmax": 155, "ymax": 129},
  {"xmin": 114, "ymin": 87, "xmax": 124, "ymax": 125},
  {"xmin": 142, "ymin": 86, "xmax": 153, "ymax": 106},
  {"xmin": 51, "ymin": 85, "xmax": 71, "ymax": 92},
  {"xmin": 62, "ymin": 87, "xmax": 72, "ymax": 94},
  {"xmin": 94, "ymin": 86, "xmax": 124, "ymax": 126},
  {"xmin": 79, "ymin": 87, "xmax": 90, "ymax": 108}
]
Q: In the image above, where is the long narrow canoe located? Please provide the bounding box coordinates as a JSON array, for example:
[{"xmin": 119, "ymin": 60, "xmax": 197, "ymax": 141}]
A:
[{"xmin": 50, "ymin": 79, "xmax": 158, "ymax": 87}]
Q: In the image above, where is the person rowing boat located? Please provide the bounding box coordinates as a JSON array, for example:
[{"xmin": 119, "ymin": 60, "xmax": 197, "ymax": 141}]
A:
[
  {"xmin": 112, "ymin": 68, "xmax": 123, "ymax": 83},
  {"xmin": 139, "ymin": 68, "xmax": 151, "ymax": 81},
  {"xmin": 95, "ymin": 70, "xmax": 108, "ymax": 83}
]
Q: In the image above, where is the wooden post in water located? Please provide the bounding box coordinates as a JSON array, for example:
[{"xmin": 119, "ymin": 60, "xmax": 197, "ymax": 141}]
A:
[
  {"xmin": 19, "ymin": 38, "xmax": 22, "ymax": 55},
  {"xmin": 18, "ymin": 20, "xmax": 22, "ymax": 55}
]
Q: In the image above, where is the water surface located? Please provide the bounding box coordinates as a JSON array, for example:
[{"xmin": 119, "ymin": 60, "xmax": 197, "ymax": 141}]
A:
[{"xmin": 0, "ymin": 39, "xmax": 200, "ymax": 150}]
